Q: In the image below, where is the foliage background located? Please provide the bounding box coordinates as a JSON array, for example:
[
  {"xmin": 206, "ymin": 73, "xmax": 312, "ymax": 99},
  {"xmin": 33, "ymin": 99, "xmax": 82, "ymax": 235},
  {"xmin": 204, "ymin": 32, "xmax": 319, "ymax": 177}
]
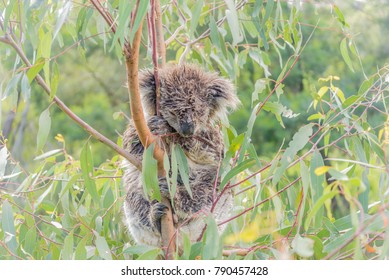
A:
[{"xmin": 0, "ymin": 0, "xmax": 388, "ymax": 260}]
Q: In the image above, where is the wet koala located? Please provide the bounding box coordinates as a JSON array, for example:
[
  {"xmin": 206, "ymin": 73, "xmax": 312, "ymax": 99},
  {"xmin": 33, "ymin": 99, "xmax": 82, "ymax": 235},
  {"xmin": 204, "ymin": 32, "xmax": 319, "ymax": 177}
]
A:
[{"xmin": 122, "ymin": 64, "xmax": 240, "ymax": 246}]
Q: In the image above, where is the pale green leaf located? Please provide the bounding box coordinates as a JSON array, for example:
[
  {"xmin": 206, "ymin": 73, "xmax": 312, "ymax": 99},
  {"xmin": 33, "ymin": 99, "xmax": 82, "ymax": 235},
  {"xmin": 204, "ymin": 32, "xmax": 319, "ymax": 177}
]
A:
[
  {"xmin": 273, "ymin": 124, "xmax": 314, "ymax": 186},
  {"xmin": 174, "ymin": 145, "xmax": 191, "ymax": 198},
  {"xmin": 27, "ymin": 57, "xmax": 46, "ymax": 83},
  {"xmin": 292, "ymin": 234, "xmax": 314, "ymax": 258},
  {"xmin": 80, "ymin": 142, "xmax": 99, "ymax": 203},
  {"xmin": 190, "ymin": 0, "xmax": 203, "ymax": 38},
  {"xmin": 142, "ymin": 144, "xmax": 160, "ymax": 201},
  {"xmin": 54, "ymin": 1, "xmax": 73, "ymax": 39},
  {"xmin": 2, "ymin": 200, "xmax": 18, "ymax": 256},
  {"xmin": 36, "ymin": 108, "xmax": 51, "ymax": 151},
  {"xmin": 94, "ymin": 232, "xmax": 112, "ymax": 260},
  {"xmin": 340, "ymin": 38, "xmax": 354, "ymax": 72},
  {"xmin": 129, "ymin": 1, "xmax": 149, "ymax": 43},
  {"xmin": 304, "ymin": 190, "xmax": 338, "ymax": 231}
]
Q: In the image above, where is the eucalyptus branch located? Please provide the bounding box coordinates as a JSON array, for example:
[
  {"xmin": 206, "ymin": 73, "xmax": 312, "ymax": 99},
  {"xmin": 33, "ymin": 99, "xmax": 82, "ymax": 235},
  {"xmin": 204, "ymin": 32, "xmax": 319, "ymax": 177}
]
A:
[
  {"xmin": 0, "ymin": 33, "xmax": 142, "ymax": 170},
  {"xmin": 149, "ymin": 0, "xmax": 161, "ymax": 116},
  {"xmin": 154, "ymin": 0, "xmax": 166, "ymax": 66},
  {"xmin": 218, "ymin": 177, "xmax": 301, "ymax": 227},
  {"xmin": 123, "ymin": 2, "xmax": 176, "ymax": 258}
]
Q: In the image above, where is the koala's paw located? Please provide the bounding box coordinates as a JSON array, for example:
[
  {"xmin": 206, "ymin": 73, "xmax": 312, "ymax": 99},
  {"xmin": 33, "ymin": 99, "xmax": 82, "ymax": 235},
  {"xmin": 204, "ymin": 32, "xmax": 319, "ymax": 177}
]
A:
[{"xmin": 150, "ymin": 202, "xmax": 169, "ymax": 234}]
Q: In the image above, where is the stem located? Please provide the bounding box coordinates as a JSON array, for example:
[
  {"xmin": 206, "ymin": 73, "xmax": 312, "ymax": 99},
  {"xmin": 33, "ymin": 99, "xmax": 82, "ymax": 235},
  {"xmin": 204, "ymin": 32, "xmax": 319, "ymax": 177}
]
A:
[
  {"xmin": 0, "ymin": 34, "xmax": 142, "ymax": 170},
  {"xmin": 154, "ymin": 0, "xmax": 166, "ymax": 66},
  {"xmin": 149, "ymin": 0, "xmax": 161, "ymax": 116},
  {"xmin": 124, "ymin": 11, "xmax": 176, "ymax": 259}
]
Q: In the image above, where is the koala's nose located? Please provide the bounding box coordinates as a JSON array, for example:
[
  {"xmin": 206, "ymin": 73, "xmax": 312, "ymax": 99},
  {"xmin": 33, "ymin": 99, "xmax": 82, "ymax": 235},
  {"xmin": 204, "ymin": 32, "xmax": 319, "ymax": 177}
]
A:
[{"xmin": 180, "ymin": 122, "xmax": 194, "ymax": 136}]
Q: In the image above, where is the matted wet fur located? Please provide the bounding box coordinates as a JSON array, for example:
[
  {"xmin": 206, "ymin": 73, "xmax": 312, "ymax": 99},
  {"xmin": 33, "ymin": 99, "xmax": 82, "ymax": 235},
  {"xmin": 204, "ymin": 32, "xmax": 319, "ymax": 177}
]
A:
[{"xmin": 122, "ymin": 64, "xmax": 239, "ymax": 246}]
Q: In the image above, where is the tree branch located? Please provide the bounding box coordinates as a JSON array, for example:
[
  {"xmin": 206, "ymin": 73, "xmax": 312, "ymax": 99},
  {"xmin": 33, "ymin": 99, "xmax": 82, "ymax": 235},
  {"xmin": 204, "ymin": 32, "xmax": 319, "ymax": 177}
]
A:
[
  {"xmin": 0, "ymin": 34, "xmax": 142, "ymax": 170},
  {"xmin": 124, "ymin": 10, "xmax": 176, "ymax": 259},
  {"xmin": 154, "ymin": 0, "xmax": 166, "ymax": 67}
]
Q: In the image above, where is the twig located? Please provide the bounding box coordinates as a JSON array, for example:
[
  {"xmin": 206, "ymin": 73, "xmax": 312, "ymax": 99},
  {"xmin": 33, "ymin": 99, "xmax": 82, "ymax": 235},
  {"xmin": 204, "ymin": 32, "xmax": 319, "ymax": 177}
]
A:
[
  {"xmin": 154, "ymin": 0, "xmax": 166, "ymax": 66},
  {"xmin": 218, "ymin": 177, "xmax": 301, "ymax": 227},
  {"xmin": 0, "ymin": 34, "xmax": 142, "ymax": 170}
]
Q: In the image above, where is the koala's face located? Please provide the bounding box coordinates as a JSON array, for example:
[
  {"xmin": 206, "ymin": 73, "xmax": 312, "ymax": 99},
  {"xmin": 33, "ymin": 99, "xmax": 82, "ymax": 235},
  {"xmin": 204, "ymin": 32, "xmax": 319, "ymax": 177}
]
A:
[{"xmin": 140, "ymin": 64, "xmax": 240, "ymax": 137}]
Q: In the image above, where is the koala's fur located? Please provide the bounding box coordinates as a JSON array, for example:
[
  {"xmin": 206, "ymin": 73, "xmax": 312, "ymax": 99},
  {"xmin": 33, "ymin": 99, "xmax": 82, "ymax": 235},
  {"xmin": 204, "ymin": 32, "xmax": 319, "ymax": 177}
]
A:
[{"xmin": 122, "ymin": 64, "xmax": 239, "ymax": 246}]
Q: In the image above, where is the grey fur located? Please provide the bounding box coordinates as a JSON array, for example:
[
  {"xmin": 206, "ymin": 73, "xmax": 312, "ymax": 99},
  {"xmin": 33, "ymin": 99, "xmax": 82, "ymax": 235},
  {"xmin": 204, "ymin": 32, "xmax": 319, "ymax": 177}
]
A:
[{"xmin": 123, "ymin": 64, "xmax": 239, "ymax": 246}]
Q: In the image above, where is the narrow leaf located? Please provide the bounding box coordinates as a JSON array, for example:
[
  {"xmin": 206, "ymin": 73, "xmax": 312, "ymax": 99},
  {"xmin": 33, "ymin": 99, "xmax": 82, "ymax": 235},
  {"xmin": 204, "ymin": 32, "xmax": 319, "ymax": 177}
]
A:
[
  {"xmin": 94, "ymin": 232, "xmax": 112, "ymax": 260},
  {"xmin": 2, "ymin": 200, "xmax": 18, "ymax": 256},
  {"xmin": 273, "ymin": 124, "xmax": 314, "ymax": 186},
  {"xmin": 129, "ymin": 1, "xmax": 149, "ymax": 43},
  {"xmin": 36, "ymin": 108, "xmax": 51, "ymax": 151},
  {"xmin": 340, "ymin": 38, "xmax": 354, "ymax": 72},
  {"xmin": 142, "ymin": 144, "xmax": 160, "ymax": 201},
  {"xmin": 174, "ymin": 145, "xmax": 191, "ymax": 198},
  {"xmin": 27, "ymin": 57, "xmax": 46, "ymax": 83}
]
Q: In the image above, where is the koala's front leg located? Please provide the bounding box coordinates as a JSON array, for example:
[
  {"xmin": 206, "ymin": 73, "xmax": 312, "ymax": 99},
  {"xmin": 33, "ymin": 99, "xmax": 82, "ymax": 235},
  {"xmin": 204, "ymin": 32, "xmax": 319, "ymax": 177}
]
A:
[
  {"xmin": 177, "ymin": 127, "xmax": 224, "ymax": 166},
  {"xmin": 147, "ymin": 115, "xmax": 175, "ymax": 136}
]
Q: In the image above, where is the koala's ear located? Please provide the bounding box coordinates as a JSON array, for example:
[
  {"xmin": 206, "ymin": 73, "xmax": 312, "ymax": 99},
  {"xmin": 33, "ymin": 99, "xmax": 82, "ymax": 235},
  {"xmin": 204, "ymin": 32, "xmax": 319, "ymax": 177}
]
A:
[
  {"xmin": 208, "ymin": 77, "xmax": 240, "ymax": 116},
  {"xmin": 139, "ymin": 70, "xmax": 157, "ymax": 115}
]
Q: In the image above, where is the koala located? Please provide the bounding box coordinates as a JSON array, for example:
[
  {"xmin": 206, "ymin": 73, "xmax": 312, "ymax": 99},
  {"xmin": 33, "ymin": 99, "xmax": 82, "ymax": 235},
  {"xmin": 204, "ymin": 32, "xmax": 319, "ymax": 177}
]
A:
[{"xmin": 122, "ymin": 64, "xmax": 239, "ymax": 247}]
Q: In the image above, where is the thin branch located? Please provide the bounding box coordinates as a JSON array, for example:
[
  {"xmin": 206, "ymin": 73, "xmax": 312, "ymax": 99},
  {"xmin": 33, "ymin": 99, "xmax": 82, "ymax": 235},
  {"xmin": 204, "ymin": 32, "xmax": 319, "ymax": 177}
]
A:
[
  {"xmin": 0, "ymin": 34, "xmax": 142, "ymax": 170},
  {"xmin": 218, "ymin": 177, "xmax": 301, "ymax": 227},
  {"xmin": 154, "ymin": 0, "xmax": 166, "ymax": 66},
  {"xmin": 149, "ymin": 0, "xmax": 161, "ymax": 116},
  {"xmin": 123, "ymin": 7, "xmax": 176, "ymax": 258}
]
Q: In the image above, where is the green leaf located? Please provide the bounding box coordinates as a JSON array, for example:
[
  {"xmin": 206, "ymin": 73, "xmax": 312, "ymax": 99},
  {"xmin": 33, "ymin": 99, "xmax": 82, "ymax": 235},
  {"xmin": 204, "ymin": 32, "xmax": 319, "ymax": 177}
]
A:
[
  {"xmin": 342, "ymin": 95, "xmax": 361, "ymax": 108},
  {"xmin": 334, "ymin": 5, "xmax": 347, "ymax": 26},
  {"xmin": 225, "ymin": 0, "xmax": 243, "ymax": 46},
  {"xmin": 298, "ymin": 160, "xmax": 309, "ymax": 228},
  {"xmin": 21, "ymin": 73, "xmax": 31, "ymax": 101},
  {"xmin": 23, "ymin": 227, "xmax": 37, "ymax": 255},
  {"xmin": 61, "ymin": 232, "xmax": 74, "ymax": 260},
  {"xmin": 27, "ymin": 57, "xmax": 46, "ymax": 83},
  {"xmin": 137, "ymin": 248, "xmax": 162, "ymax": 260},
  {"xmin": 263, "ymin": 0, "xmax": 275, "ymax": 25},
  {"xmin": 129, "ymin": 1, "xmax": 149, "ymax": 43},
  {"xmin": 358, "ymin": 77, "xmax": 374, "ymax": 96},
  {"xmin": 220, "ymin": 159, "xmax": 256, "ymax": 190},
  {"xmin": 111, "ymin": 0, "xmax": 135, "ymax": 49},
  {"xmin": 292, "ymin": 234, "xmax": 314, "ymax": 258},
  {"xmin": 4, "ymin": 72, "xmax": 22, "ymax": 99},
  {"xmin": 94, "ymin": 232, "xmax": 112, "ymax": 260},
  {"xmin": 251, "ymin": 79, "xmax": 267, "ymax": 105},
  {"xmin": 317, "ymin": 86, "xmax": 329, "ymax": 98},
  {"xmin": 189, "ymin": 0, "xmax": 203, "ymax": 38},
  {"xmin": 310, "ymin": 150, "xmax": 325, "ymax": 229},
  {"xmin": 2, "ymin": 200, "xmax": 18, "ymax": 256},
  {"xmin": 75, "ymin": 237, "xmax": 88, "ymax": 260},
  {"xmin": 53, "ymin": 1, "xmax": 73, "ymax": 39},
  {"xmin": 80, "ymin": 142, "xmax": 99, "ymax": 203},
  {"xmin": 209, "ymin": 16, "xmax": 222, "ymax": 51},
  {"xmin": 3, "ymin": 0, "xmax": 16, "ymax": 31},
  {"xmin": 50, "ymin": 62, "xmax": 60, "ymax": 100},
  {"xmin": 142, "ymin": 144, "xmax": 160, "ymax": 201},
  {"xmin": 328, "ymin": 168, "xmax": 349, "ymax": 181},
  {"xmin": 0, "ymin": 146, "xmax": 8, "ymax": 179},
  {"xmin": 273, "ymin": 124, "xmax": 314, "ymax": 186},
  {"xmin": 202, "ymin": 215, "xmax": 221, "ymax": 259},
  {"xmin": 304, "ymin": 190, "xmax": 339, "ymax": 231},
  {"xmin": 123, "ymin": 244, "xmax": 159, "ymax": 255},
  {"xmin": 36, "ymin": 108, "xmax": 51, "ymax": 151},
  {"xmin": 174, "ymin": 145, "xmax": 192, "ymax": 198},
  {"xmin": 34, "ymin": 149, "xmax": 63, "ymax": 161},
  {"xmin": 340, "ymin": 38, "xmax": 354, "ymax": 72}
]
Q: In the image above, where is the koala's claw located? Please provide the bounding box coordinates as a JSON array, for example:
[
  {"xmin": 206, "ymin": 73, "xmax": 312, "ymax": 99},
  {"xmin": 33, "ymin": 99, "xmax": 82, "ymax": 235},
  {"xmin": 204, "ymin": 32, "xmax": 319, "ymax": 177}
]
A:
[{"xmin": 150, "ymin": 203, "xmax": 169, "ymax": 234}]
